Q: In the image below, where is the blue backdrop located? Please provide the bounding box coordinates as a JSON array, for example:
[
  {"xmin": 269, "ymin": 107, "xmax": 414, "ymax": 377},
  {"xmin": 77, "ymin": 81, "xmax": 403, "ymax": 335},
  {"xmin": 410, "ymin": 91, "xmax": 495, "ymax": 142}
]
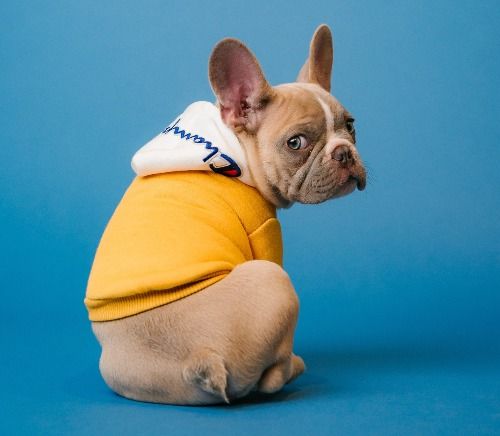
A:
[{"xmin": 1, "ymin": 1, "xmax": 499, "ymax": 435}]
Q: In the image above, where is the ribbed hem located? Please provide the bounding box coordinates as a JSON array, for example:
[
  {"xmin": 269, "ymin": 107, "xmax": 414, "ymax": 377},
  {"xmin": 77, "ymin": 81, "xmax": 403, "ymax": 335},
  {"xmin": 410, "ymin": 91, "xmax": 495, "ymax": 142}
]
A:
[{"xmin": 85, "ymin": 272, "xmax": 228, "ymax": 321}]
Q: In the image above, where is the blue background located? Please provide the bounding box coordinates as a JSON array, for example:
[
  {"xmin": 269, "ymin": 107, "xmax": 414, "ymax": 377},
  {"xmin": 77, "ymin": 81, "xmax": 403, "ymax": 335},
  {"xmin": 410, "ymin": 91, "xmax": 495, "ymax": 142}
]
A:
[{"xmin": 1, "ymin": 1, "xmax": 499, "ymax": 434}]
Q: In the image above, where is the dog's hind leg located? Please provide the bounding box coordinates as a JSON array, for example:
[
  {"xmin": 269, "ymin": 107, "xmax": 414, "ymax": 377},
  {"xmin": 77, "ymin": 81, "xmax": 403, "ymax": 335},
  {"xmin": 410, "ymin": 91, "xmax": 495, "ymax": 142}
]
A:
[{"xmin": 258, "ymin": 354, "xmax": 305, "ymax": 393}]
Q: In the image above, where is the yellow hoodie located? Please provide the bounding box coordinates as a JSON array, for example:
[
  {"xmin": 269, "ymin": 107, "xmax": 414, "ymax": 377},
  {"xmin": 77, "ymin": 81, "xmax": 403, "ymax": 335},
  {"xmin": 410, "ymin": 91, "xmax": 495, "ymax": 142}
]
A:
[{"xmin": 85, "ymin": 171, "xmax": 282, "ymax": 321}]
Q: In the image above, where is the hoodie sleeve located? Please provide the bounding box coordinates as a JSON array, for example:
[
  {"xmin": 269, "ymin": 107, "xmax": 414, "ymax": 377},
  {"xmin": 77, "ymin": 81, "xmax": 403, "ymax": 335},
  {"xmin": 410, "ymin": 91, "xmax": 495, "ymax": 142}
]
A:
[{"xmin": 248, "ymin": 218, "xmax": 283, "ymax": 265}]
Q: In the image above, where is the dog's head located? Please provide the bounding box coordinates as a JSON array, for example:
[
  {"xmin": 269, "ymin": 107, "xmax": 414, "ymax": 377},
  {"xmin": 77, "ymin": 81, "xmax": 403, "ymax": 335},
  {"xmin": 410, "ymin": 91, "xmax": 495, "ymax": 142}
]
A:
[{"xmin": 209, "ymin": 24, "xmax": 366, "ymax": 208}]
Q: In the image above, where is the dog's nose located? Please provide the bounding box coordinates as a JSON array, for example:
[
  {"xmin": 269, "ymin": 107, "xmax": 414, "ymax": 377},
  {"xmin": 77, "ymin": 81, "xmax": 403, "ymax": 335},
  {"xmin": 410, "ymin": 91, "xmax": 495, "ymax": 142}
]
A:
[{"xmin": 332, "ymin": 145, "xmax": 354, "ymax": 166}]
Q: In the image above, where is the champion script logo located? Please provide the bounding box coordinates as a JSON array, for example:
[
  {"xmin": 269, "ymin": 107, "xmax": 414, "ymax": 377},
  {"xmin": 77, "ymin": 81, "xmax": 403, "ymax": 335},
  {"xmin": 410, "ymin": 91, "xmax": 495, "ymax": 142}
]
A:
[{"xmin": 162, "ymin": 119, "xmax": 242, "ymax": 178}]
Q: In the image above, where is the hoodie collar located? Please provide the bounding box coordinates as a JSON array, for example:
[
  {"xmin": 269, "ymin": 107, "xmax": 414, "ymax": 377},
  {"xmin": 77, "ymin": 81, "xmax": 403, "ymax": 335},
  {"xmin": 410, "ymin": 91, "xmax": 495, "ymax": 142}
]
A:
[{"xmin": 131, "ymin": 101, "xmax": 256, "ymax": 187}]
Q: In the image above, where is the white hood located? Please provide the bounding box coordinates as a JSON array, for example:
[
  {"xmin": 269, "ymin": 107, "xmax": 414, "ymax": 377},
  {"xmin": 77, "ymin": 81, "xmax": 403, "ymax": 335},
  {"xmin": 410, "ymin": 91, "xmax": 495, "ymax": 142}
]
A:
[{"xmin": 131, "ymin": 101, "xmax": 256, "ymax": 187}]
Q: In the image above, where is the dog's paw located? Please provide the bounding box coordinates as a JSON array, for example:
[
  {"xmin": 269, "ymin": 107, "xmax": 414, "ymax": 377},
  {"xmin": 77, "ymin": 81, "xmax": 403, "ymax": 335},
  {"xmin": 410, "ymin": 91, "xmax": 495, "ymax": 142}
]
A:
[
  {"xmin": 288, "ymin": 353, "xmax": 306, "ymax": 382},
  {"xmin": 182, "ymin": 348, "xmax": 229, "ymax": 403}
]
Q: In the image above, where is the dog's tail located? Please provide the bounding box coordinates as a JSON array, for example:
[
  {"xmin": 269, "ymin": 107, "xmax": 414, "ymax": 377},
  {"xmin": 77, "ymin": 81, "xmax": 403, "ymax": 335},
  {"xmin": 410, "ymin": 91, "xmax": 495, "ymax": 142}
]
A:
[{"xmin": 182, "ymin": 348, "xmax": 229, "ymax": 404}]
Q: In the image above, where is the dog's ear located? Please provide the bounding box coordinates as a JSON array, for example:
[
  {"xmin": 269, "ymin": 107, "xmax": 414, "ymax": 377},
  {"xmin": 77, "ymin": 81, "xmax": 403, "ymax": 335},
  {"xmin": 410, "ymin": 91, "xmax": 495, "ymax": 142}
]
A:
[
  {"xmin": 209, "ymin": 38, "xmax": 272, "ymax": 131},
  {"xmin": 297, "ymin": 24, "xmax": 334, "ymax": 92}
]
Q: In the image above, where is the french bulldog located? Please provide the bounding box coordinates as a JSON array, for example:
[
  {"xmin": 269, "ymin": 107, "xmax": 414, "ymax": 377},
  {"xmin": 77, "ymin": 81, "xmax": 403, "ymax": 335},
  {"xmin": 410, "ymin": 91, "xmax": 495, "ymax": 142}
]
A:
[{"xmin": 89, "ymin": 24, "xmax": 366, "ymax": 405}]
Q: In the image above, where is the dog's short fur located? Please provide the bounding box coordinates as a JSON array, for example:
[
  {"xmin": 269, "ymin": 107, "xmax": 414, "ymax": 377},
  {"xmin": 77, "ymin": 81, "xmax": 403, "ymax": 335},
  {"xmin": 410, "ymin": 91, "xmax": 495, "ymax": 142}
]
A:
[{"xmin": 92, "ymin": 25, "xmax": 365, "ymax": 405}]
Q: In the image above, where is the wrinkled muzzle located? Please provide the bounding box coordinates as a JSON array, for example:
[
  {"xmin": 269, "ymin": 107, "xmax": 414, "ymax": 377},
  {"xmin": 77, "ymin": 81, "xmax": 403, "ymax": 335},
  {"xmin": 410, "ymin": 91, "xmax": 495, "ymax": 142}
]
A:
[{"xmin": 297, "ymin": 137, "xmax": 366, "ymax": 204}]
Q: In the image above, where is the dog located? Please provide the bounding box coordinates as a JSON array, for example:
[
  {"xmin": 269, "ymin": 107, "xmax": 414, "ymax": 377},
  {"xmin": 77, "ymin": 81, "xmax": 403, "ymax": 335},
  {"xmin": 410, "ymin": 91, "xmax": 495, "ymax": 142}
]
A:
[{"xmin": 85, "ymin": 24, "xmax": 366, "ymax": 405}]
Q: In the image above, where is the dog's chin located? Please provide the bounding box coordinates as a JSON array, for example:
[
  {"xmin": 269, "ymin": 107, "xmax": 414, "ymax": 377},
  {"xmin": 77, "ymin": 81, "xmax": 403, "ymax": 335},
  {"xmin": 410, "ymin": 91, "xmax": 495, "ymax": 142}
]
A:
[
  {"xmin": 329, "ymin": 177, "xmax": 359, "ymax": 199},
  {"xmin": 295, "ymin": 177, "xmax": 359, "ymax": 205}
]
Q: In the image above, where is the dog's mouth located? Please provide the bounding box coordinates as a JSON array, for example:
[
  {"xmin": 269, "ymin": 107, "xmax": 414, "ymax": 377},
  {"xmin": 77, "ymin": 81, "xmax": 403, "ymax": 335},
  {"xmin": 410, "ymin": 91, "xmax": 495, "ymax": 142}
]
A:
[
  {"xmin": 350, "ymin": 173, "xmax": 366, "ymax": 191},
  {"xmin": 349, "ymin": 164, "xmax": 367, "ymax": 191},
  {"xmin": 327, "ymin": 167, "xmax": 366, "ymax": 199}
]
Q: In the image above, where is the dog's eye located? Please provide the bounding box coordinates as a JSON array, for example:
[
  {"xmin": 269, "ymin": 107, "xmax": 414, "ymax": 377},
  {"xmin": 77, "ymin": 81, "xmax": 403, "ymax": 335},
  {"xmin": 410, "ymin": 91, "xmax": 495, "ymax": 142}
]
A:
[
  {"xmin": 286, "ymin": 135, "xmax": 308, "ymax": 150},
  {"xmin": 346, "ymin": 119, "xmax": 355, "ymax": 134}
]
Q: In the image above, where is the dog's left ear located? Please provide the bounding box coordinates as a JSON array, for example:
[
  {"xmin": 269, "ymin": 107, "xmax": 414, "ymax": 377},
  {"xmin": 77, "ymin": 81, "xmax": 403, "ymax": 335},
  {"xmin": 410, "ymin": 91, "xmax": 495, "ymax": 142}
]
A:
[
  {"xmin": 297, "ymin": 24, "xmax": 334, "ymax": 93},
  {"xmin": 209, "ymin": 38, "xmax": 273, "ymax": 131}
]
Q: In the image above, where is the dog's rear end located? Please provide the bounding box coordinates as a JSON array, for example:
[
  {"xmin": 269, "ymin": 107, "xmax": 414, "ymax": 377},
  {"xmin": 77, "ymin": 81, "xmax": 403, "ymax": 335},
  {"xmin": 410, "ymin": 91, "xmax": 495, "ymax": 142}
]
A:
[{"xmin": 93, "ymin": 261, "xmax": 304, "ymax": 404}]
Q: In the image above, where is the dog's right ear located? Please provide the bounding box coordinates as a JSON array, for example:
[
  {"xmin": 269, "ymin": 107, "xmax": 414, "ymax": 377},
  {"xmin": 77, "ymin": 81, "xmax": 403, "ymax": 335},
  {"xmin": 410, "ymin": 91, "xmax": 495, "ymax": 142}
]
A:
[
  {"xmin": 209, "ymin": 39, "xmax": 272, "ymax": 132},
  {"xmin": 297, "ymin": 24, "xmax": 334, "ymax": 93}
]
